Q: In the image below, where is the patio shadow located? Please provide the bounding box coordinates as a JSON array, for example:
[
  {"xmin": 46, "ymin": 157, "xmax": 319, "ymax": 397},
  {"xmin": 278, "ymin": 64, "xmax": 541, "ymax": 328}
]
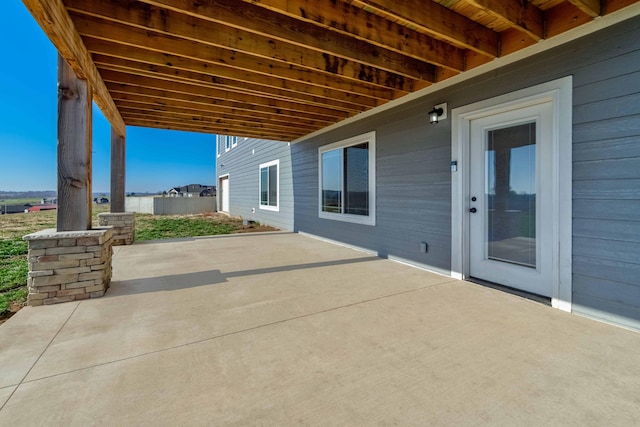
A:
[{"xmin": 108, "ymin": 256, "xmax": 381, "ymax": 296}]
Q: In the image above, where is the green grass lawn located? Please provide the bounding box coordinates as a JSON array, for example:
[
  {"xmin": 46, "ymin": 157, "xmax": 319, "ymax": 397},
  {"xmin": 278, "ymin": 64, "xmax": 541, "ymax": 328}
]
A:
[
  {"xmin": 0, "ymin": 238, "xmax": 29, "ymax": 315},
  {"xmin": 135, "ymin": 215, "xmax": 239, "ymax": 241},
  {"xmin": 0, "ymin": 210, "xmax": 275, "ymax": 319}
]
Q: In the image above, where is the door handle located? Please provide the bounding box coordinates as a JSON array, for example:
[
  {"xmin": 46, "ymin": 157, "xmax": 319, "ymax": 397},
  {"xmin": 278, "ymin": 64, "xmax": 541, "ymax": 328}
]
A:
[{"xmin": 469, "ymin": 207, "xmax": 477, "ymax": 213}]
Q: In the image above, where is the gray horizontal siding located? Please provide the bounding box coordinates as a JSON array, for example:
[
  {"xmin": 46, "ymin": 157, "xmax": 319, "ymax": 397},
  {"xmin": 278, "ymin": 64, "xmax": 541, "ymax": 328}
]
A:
[
  {"xmin": 293, "ymin": 15, "xmax": 640, "ymax": 329},
  {"xmin": 217, "ymin": 138, "xmax": 293, "ymax": 231}
]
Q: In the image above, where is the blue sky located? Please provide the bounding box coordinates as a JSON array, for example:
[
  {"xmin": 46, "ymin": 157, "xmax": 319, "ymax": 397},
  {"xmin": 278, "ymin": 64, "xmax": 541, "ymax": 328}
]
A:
[{"xmin": 0, "ymin": 2, "xmax": 217, "ymax": 194}]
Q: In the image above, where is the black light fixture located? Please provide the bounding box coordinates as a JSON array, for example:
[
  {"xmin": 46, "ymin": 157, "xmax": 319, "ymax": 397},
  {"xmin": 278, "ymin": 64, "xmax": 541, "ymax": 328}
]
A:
[{"xmin": 429, "ymin": 106, "xmax": 444, "ymax": 124}]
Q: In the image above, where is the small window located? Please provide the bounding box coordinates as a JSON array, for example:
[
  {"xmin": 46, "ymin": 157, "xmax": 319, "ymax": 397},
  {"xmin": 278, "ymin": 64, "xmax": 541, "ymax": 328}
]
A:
[
  {"xmin": 216, "ymin": 135, "xmax": 221, "ymax": 157},
  {"xmin": 318, "ymin": 132, "xmax": 376, "ymax": 225},
  {"xmin": 259, "ymin": 159, "xmax": 279, "ymax": 211},
  {"xmin": 225, "ymin": 136, "xmax": 231, "ymax": 152},
  {"xmin": 231, "ymin": 136, "xmax": 238, "ymax": 148}
]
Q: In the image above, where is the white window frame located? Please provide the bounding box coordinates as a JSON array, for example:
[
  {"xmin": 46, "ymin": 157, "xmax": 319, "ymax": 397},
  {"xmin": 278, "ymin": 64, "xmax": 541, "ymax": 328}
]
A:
[
  {"xmin": 231, "ymin": 136, "xmax": 238, "ymax": 148},
  {"xmin": 216, "ymin": 135, "xmax": 221, "ymax": 158},
  {"xmin": 259, "ymin": 159, "xmax": 280, "ymax": 212},
  {"xmin": 225, "ymin": 136, "xmax": 231, "ymax": 152},
  {"xmin": 318, "ymin": 131, "xmax": 376, "ymax": 226}
]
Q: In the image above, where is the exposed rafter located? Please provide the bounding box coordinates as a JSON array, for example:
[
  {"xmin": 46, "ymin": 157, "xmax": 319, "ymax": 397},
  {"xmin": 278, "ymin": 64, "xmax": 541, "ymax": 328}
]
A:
[
  {"xmin": 568, "ymin": 0, "xmax": 601, "ymax": 17},
  {"xmin": 18, "ymin": 0, "xmax": 637, "ymax": 140},
  {"xmin": 65, "ymin": 0, "xmax": 433, "ymax": 85},
  {"xmin": 466, "ymin": 0, "xmax": 545, "ymax": 41},
  {"xmin": 22, "ymin": 0, "xmax": 125, "ymax": 137},
  {"xmin": 150, "ymin": 0, "xmax": 466, "ymax": 72},
  {"xmin": 353, "ymin": 0, "xmax": 500, "ymax": 57}
]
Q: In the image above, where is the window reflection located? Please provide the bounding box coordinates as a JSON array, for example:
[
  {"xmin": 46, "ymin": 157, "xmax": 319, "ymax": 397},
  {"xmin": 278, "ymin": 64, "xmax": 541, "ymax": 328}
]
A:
[
  {"xmin": 321, "ymin": 143, "xmax": 369, "ymax": 216},
  {"xmin": 321, "ymin": 149, "xmax": 342, "ymax": 213},
  {"xmin": 486, "ymin": 122, "xmax": 536, "ymax": 268},
  {"xmin": 260, "ymin": 163, "xmax": 278, "ymax": 207}
]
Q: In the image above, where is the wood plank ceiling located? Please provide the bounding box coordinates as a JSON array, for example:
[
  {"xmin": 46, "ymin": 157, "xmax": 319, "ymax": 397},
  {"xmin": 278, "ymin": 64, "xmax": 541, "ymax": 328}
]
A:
[{"xmin": 30, "ymin": 0, "xmax": 640, "ymax": 140}]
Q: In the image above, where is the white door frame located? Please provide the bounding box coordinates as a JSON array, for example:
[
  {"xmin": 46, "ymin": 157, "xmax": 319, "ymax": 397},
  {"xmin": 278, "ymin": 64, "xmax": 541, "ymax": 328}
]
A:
[
  {"xmin": 218, "ymin": 174, "xmax": 230, "ymax": 213},
  {"xmin": 451, "ymin": 76, "xmax": 573, "ymax": 312}
]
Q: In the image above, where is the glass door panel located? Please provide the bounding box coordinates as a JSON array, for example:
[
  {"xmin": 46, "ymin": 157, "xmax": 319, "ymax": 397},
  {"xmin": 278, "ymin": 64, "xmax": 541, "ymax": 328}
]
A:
[{"xmin": 485, "ymin": 122, "xmax": 537, "ymax": 268}]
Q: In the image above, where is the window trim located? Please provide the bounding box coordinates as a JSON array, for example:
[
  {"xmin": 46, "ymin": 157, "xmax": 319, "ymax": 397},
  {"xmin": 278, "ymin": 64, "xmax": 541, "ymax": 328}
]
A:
[
  {"xmin": 225, "ymin": 136, "xmax": 231, "ymax": 152},
  {"xmin": 231, "ymin": 136, "xmax": 238, "ymax": 148},
  {"xmin": 318, "ymin": 131, "xmax": 376, "ymax": 226},
  {"xmin": 216, "ymin": 135, "xmax": 221, "ymax": 158},
  {"xmin": 259, "ymin": 159, "xmax": 280, "ymax": 212}
]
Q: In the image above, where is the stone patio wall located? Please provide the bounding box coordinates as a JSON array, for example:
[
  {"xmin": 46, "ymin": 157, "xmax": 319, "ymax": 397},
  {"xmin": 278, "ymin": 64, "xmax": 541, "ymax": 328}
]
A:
[
  {"xmin": 98, "ymin": 212, "xmax": 135, "ymax": 245},
  {"xmin": 23, "ymin": 228, "xmax": 113, "ymax": 306}
]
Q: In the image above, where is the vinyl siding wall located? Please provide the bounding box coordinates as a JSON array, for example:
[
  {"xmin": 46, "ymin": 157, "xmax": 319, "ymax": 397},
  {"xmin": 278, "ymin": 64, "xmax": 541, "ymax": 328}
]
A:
[
  {"xmin": 217, "ymin": 138, "xmax": 294, "ymax": 231},
  {"xmin": 292, "ymin": 15, "xmax": 640, "ymax": 329}
]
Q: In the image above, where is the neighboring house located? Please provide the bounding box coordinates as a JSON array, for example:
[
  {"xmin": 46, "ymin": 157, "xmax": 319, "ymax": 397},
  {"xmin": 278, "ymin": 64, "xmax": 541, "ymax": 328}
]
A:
[
  {"xmin": 216, "ymin": 135, "xmax": 293, "ymax": 231},
  {"xmin": 27, "ymin": 204, "xmax": 57, "ymax": 213},
  {"xmin": 222, "ymin": 17, "xmax": 640, "ymax": 331},
  {"xmin": 168, "ymin": 184, "xmax": 215, "ymax": 197},
  {"xmin": 1, "ymin": 204, "xmax": 31, "ymax": 214}
]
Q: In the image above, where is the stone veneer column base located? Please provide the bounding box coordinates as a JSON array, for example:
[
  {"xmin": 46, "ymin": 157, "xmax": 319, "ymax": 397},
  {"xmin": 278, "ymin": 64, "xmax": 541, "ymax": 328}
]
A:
[
  {"xmin": 98, "ymin": 212, "xmax": 135, "ymax": 245},
  {"xmin": 23, "ymin": 227, "xmax": 113, "ymax": 306}
]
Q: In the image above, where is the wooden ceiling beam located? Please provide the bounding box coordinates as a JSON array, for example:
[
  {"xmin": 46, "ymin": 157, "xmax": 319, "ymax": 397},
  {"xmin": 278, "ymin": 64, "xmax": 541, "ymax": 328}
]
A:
[
  {"xmin": 22, "ymin": 0, "xmax": 125, "ymax": 136},
  {"xmin": 70, "ymin": 12, "xmax": 411, "ymax": 95},
  {"xmin": 567, "ymin": 0, "xmax": 601, "ymax": 17},
  {"xmin": 123, "ymin": 117, "xmax": 302, "ymax": 141},
  {"xmin": 115, "ymin": 103, "xmax": 319, "ymax": 132},
  {"xmin": 544, "ymin": 2, "xmax": 592, "ymax": 38},
  {"xmin": 93, "ymin": 55, "xmax": 372, "ymax": 113},
  {"xmin": 126, "ymin": 120, "xmax": 300, "ymax": 141},
  {"xmin": 110, "ymin": 91, "xmax": 335, "ymax": 127},
  {"xmin": 122, "ymin": 109, "xmax": 315, "ymax": 134},
  {"xmin": 465, "ymin": 0, "xmax": 545, "ymax": 41},
  {"xmin": 118, "ymin": 109, "xmax": 315, "ymax": 134},
  {"xmin": 352, "ymin": 0, "xmax": 499, "ymax": 57},
  {"xmin": 134, "ymin": 0, "xmax": 436, "ymax": 80},
  {"xmin": 99, "ymin": 69, "xmax": 354, "ymax": 120},
  {"xmin": 107, "ymin": 84, "xmax": 341, "ymax": 124},
  {"xmin": 112, "ymin": 98, "xmax": 332, "ymax": 129},
  {"xmin": 84, "ymin": 37, "xmax": 385, "ymax": 106},
  {"xmin": 102, "ymin": 72, "xmax": 351, "ymax": 120},
  {"xmin": 65, "ymin": 0, "xmax": 431, "ymax": 86},
  {"xmin": 144, "ymin": 0, "xmax": 465, "ymax": 72}
]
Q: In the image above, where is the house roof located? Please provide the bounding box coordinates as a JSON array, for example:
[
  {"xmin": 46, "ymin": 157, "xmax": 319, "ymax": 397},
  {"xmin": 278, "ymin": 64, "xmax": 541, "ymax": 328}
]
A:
[{"xmin": 23, "ymin": 0, "xmax": 640, "ymax": 141}]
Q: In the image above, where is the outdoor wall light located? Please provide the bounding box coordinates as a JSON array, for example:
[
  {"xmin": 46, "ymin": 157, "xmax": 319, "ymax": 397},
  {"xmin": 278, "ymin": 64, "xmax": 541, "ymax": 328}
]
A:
[
  {"xmin": 429, "ymin": 107, "xmax": 443, "ymax": 124},
  {"xmin": 428, "ymin": 102, "xmax": 448, "ymax": 124}
]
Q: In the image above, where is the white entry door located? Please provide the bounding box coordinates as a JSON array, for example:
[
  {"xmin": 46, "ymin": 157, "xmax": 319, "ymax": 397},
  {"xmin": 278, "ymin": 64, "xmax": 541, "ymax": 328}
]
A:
[
  {"xmin": 468, "ymin": 101, "xmax": 553, "ymax": 297},
  {"xmin": 220, "ymin": 176, "xmax": 229, "ymax": 212}
]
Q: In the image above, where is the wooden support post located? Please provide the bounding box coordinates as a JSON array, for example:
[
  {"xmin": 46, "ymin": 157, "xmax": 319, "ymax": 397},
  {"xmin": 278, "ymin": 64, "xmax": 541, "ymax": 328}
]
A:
[
  {"xmin": 57, "ymin": 54, "xmax": 92, "ymax": 231},
  {"xmin": 110, "ymin": 128, "xmax": 126, "ymax": 213}
]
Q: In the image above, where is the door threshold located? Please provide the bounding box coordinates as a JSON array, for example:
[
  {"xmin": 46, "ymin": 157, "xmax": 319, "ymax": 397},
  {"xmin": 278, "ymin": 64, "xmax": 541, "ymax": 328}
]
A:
[{"xmin": 467, "ymin": 277, "xmax": 551, "ymax": 306}]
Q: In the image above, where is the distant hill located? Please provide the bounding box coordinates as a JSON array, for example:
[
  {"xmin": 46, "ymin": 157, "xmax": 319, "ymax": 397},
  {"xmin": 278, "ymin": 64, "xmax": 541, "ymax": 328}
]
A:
[
  {"xmin": 0, "ymin": 191, "xmax": 117, "ymax": 200},
  {"xmin": 0, "ymin": 190, "xmax": 56, "ymax": 200}
]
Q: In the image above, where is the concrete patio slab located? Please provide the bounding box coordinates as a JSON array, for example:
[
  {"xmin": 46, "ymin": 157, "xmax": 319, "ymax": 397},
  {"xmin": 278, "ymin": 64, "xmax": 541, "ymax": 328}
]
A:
[
  {"xmin": 0, "ymin": 386, "xmax": 14, "ymax": 409},
  {"xmin": 1, "ymin": 232, "xmax": 639, "ymax": 425},
  {"xmin": 0, "ymin": 301, "xmax": 79, "ymax": 388}
]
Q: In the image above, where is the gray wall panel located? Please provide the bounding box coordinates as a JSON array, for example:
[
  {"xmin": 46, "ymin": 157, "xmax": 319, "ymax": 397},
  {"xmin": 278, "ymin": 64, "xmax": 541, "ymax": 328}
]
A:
[
  {"xmin": 217, "ymin": 138, "xmax": 294, "ymax": 231},
  {"xmin": 292, "ymin": 15, "xmax": 640, "ymax": 329},
  {"xmin": 573, "ymin": 218, "xmax": 640, "ymax": 242},
  {"xmin": 573, "ymin": 179, "xmax": 640, "ymax": 200},
  {"xmin": 573, "ymin": 136, "xmax": 640, "ymax": 161},
  {"xmin": 573, "ymin": 294, "xmax": 640, "ymax": 330}
]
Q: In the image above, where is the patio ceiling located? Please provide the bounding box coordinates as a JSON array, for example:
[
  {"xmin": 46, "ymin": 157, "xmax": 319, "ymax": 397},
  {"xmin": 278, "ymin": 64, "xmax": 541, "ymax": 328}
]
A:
[{"xmin": 23, "ymin": 0, "xmax": 640, "ymax": 141}]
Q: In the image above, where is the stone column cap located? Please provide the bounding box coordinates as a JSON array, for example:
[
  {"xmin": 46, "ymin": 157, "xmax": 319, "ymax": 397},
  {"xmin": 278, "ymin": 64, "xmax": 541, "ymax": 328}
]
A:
[{"xmin": 24, "ymin": 227, "xmax": 114, "ymax": 241}]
